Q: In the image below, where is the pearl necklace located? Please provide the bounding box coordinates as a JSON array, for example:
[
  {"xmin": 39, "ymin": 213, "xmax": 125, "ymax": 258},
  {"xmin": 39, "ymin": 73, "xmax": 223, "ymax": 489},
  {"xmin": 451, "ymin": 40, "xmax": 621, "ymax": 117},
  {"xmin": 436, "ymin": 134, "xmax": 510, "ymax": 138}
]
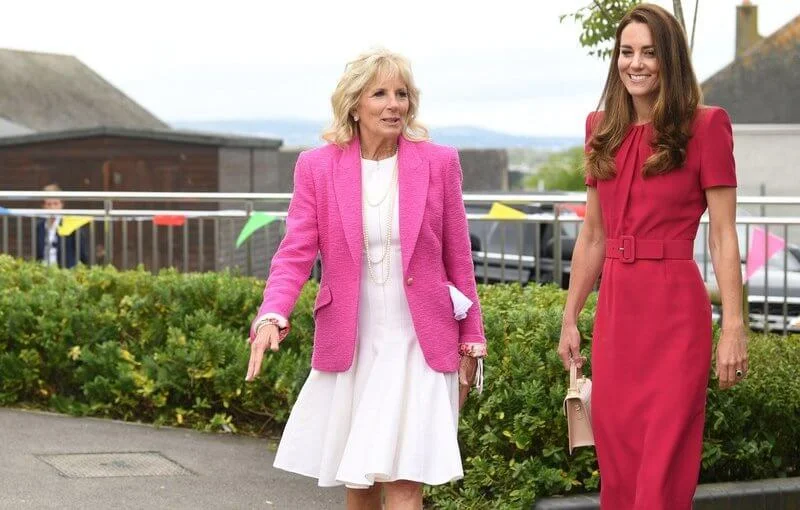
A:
[
  {"xmin": 365, "ymin": 156, "xmax": 397, "ymax": 207},
  {"xmin": 361, "ymin": 146, "xmax": 397, "ymax": 207},
  {"xmin": 362, "ymin": 158, "xmax": 398, "ymax": 285}
]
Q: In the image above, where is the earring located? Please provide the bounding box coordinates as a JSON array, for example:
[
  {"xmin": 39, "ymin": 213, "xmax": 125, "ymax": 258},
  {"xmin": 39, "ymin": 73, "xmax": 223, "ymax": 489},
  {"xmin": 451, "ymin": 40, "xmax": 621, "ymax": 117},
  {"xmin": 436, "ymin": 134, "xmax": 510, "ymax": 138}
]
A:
[{"xmin": 353, "ymin": 114, "xmax": 359, "ymax": 122}]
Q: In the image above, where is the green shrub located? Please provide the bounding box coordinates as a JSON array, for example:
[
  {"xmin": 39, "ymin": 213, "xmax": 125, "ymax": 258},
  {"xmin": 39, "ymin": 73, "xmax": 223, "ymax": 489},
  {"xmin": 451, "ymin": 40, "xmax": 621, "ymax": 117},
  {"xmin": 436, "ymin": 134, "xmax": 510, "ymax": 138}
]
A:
[
  {"xmin": 425, "ymin": 284, "xmax": 800, "ymax": 508},
  {"xmin": 0, "ymin": 255, "xmax": 798, "ymax": 508}
]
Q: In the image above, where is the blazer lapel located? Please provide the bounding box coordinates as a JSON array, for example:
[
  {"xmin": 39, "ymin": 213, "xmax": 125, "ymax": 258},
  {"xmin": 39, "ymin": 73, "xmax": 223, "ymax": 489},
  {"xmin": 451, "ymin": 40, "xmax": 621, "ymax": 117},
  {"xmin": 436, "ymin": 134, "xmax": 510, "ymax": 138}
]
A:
[
  {"xmin": 398, "ymin": 136, "xmax": 428, "ymax": 272},
  {"xmin": 333, "ymin": 138, "xmax": 363, "ymax": 266}
]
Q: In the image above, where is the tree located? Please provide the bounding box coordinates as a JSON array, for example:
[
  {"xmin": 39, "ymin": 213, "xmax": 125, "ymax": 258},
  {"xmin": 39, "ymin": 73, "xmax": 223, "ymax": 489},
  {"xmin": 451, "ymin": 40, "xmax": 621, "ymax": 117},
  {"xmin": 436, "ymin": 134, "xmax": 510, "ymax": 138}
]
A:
[
  {"xmin": 525, "ymin": 147, "xmax": 586, "ymax": 192},
  {"xmin": 562, "ymin": 1, "xmax": 699, "ymax": 59},
  {"xmin": 560, "ymin": 1, "xmax": 640, "ymax": 59}
]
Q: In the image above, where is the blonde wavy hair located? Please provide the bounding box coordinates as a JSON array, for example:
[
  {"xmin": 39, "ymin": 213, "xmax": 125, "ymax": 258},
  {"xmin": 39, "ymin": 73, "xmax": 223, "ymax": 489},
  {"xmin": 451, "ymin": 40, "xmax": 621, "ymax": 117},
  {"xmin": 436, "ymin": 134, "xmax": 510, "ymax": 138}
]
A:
[{"xmin": 322, "ymin": 48, "xmax": 429, "ymax": 147}]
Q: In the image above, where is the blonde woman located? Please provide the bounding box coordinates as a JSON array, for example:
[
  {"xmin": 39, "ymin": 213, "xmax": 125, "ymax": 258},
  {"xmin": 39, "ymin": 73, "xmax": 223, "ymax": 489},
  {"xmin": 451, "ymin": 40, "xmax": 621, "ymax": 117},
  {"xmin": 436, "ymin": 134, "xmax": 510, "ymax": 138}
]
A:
[{"xmin": 245, "ymin": 48, "xmax": 486, "ymax": 510}]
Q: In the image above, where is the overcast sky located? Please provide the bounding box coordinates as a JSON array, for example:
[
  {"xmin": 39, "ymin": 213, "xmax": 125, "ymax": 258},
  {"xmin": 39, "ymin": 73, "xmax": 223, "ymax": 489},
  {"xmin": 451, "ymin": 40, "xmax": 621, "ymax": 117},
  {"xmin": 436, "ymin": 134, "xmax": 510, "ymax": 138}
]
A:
[{"xmin": 2, "ymin": 1, "xmax": 798, "ymax": 137}]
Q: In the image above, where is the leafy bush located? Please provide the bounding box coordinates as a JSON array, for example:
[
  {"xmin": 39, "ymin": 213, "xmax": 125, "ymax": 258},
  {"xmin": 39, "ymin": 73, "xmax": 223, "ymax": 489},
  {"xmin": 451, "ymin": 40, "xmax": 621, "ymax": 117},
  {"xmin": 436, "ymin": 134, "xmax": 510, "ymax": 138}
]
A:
[
  {"xmin": 426, "ymin": 284, "xmax": 800, "ymax": 508},
  {"xmin": 0, "ymin": 255, "xmax": 797, "ymax": 508}
]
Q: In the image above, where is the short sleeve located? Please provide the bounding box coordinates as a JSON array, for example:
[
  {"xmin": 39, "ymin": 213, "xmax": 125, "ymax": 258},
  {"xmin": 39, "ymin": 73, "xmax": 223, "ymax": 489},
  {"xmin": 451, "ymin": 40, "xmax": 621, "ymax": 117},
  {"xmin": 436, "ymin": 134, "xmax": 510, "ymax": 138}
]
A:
[
  {"xmin": 584, "ymin": 112, "xmax": 598, "ymax": 188},
  {"xmin": 699, "ymin": 107, "xmax": 737, "ymax": 190}
]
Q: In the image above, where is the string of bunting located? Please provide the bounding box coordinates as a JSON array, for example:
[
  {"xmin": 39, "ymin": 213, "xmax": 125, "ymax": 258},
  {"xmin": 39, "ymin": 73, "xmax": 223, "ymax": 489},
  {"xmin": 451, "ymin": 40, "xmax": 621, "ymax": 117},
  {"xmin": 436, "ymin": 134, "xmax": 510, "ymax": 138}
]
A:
[
  {"xmin": 2, "ymin": 203, "xmax": 792, "ymax": 273},
  {"xmin": 0, "ymin": 208, "xmax": 276, "ymax": 248}
]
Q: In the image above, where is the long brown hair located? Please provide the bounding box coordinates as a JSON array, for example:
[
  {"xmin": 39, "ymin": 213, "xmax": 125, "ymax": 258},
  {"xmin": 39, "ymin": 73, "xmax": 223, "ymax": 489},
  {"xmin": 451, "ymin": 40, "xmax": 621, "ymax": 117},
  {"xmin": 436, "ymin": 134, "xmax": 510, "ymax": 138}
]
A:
[{"xmin": 586, "ymin": 3, "xmax": 701, "ymax": 180}]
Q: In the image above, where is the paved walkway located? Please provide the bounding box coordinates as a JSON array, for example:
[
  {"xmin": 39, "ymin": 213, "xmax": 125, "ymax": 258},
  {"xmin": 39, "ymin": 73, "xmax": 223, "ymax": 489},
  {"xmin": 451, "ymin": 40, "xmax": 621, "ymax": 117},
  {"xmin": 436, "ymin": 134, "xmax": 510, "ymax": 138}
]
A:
[{"xmin": 0, "ymin": 408, "xmax": 344, "ymax": 509}]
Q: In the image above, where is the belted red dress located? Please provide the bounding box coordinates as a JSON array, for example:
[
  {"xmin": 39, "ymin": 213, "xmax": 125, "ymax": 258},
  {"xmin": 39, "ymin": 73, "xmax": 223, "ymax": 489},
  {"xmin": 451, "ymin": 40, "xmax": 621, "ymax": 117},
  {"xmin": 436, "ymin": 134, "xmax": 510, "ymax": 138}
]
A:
[{"xmin": 585, "ymin": 107, "xmax": 737, "ymax": 510}]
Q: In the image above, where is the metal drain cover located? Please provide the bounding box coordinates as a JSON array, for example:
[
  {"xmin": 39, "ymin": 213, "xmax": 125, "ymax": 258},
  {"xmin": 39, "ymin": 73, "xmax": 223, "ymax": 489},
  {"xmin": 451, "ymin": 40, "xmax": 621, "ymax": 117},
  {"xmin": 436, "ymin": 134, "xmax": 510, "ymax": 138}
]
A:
[{"xmin": 36, "ymin": 452, "xmax": 193, "ymax": 478}]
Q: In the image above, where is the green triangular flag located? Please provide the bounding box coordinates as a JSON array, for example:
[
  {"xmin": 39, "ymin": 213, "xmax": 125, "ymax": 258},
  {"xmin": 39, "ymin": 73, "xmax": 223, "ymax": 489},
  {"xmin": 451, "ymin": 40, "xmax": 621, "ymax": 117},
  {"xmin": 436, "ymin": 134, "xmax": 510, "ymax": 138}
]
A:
[{"xmin": 236, "ymin": 212, "xmax": 277, "ymax": 248}]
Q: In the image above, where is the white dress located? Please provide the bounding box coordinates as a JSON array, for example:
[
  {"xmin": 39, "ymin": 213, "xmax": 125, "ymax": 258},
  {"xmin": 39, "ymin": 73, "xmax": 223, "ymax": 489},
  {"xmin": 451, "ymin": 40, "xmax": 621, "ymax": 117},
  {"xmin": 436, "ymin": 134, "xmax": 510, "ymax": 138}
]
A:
[{"xmin": 273, "ymin": 154, "xmax": 463, "ymax": 488}]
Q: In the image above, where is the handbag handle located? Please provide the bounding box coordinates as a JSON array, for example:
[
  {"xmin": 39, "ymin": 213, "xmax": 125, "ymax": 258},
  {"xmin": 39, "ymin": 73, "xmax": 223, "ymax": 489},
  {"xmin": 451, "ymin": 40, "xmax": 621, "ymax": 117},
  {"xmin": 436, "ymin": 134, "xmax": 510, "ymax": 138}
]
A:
[{"xmin": 568, "ymin": 361, "xmax": 583, "ymax": 394}]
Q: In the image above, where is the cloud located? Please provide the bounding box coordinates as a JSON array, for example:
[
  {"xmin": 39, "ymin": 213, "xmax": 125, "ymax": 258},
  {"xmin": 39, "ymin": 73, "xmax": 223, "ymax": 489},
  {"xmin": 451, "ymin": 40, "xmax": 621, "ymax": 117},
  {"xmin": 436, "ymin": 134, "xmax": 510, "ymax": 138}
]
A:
[{"xmin": 2, "ymin": 0, "xmax": 798, "ymax": 137}]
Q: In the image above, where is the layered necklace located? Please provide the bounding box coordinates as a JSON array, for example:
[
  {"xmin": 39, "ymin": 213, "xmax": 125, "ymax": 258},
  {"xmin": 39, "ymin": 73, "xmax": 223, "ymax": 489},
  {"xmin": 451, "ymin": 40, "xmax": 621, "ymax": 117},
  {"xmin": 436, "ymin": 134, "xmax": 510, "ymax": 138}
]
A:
[{"xmin": 362, "ymin": 148, "xmax": 398, "ymax": 285}]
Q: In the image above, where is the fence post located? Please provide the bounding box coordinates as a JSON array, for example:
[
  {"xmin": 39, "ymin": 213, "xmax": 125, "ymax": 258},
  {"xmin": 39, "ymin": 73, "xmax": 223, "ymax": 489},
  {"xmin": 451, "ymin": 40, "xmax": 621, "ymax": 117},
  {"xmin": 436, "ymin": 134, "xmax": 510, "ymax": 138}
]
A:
[{"xmin": 245, "ymin": 201, "xmax": 253, "ymax": 277}]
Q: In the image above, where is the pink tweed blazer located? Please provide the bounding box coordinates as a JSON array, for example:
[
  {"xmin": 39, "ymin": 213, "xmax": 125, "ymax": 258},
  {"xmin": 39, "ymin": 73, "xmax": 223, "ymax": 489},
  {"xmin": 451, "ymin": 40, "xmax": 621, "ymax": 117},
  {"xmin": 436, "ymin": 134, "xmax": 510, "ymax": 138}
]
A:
[{"xmin": 251, "ymin": 136, "xmax": 486, "ymax": 372}]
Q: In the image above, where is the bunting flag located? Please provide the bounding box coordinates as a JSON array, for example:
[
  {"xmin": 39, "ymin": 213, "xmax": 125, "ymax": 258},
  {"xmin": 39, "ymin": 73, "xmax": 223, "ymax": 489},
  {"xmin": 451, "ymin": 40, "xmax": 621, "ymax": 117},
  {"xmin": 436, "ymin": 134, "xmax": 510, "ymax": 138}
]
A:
[
  {"xmin": 559, "ymin": 203, "xmax": 587, "ymax": 218},
  {"xmin": 486, "ymin": 202, "xmax": 526, "ymax": 220},
  {"xmin": 57, "ymin": 216, "xmax": 92, "ymax": 237},
  {"xmin": 745, "ymin": 227, "xmax": 786, "ymax": 281},
  {"xmin": 236, "ymin": 212, "xmax": 278, "ymax": 248},
  {"xmin": 153, "ymin": 215, "xmax": 187, "ymax": 227}
]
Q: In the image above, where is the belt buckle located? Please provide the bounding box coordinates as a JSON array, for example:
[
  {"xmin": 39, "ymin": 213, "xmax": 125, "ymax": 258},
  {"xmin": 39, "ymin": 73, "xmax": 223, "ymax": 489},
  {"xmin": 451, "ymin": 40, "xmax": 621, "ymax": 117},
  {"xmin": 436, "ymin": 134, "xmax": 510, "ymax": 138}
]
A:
[{"xmin": 619, "ymin": 235, "xmax": 635, "ymax": 263}]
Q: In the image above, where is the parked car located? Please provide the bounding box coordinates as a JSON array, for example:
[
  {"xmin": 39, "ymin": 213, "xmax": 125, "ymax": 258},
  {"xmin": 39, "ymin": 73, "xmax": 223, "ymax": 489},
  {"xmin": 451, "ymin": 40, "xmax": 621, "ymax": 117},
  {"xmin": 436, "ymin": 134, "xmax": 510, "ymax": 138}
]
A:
[
  {"xmin": 696, "ymin": 218, "xmax": 800, "ymax": 333},
  {"xmin": 467, "ymin": 197, "xmax": 581, "ymax": 288}
]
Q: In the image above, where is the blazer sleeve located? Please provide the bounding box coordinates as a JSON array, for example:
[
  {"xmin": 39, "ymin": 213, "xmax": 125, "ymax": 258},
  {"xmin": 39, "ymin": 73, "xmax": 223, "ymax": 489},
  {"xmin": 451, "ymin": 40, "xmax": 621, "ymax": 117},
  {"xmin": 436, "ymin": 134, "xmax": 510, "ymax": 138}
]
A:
[
  {"xmin": 35, "ymin": 221, "xmax": 45, "ymax": 261},
  {"xmin": 78, "ymin": 225, "xmax": 90, "ymax": 265},
  {"xmin": 251, "ymin": 152, "xmax": 319, "ymax": 339},
  {"xmin": 442, "ymin": 148, "xmax": 486, "ymax": 345}
]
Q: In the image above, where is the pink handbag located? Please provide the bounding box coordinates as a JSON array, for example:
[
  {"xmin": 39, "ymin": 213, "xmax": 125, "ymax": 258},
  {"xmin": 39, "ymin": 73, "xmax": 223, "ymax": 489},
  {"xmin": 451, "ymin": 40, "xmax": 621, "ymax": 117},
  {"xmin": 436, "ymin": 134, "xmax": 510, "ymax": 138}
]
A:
[{"xmin": 563, "ymin": 362, "xmax": 595, "ymax": 454}]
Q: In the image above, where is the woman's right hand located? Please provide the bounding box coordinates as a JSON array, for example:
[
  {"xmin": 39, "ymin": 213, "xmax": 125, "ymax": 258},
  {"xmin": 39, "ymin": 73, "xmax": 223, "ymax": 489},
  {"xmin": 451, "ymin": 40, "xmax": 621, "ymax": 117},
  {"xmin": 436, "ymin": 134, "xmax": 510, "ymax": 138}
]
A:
[
  {"xmin": 558, "ymin": 322, "xmax": 583, "ymax": 371},
  {"xmin": 245, "ymin": 324, "xmax": 280, "ymax": 382}
]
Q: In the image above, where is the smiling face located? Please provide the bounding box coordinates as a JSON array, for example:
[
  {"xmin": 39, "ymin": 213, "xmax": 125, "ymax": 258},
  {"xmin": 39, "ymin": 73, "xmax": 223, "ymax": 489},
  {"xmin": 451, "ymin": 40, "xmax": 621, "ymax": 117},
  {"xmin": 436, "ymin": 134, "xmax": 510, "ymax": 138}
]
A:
[
  {"xmin": 354, "ymin": 73, "xmax": 409, "ymax": 150},
  {"xmin": 618, "ymin": 21, "xmax": 660, "ymax": 111}
]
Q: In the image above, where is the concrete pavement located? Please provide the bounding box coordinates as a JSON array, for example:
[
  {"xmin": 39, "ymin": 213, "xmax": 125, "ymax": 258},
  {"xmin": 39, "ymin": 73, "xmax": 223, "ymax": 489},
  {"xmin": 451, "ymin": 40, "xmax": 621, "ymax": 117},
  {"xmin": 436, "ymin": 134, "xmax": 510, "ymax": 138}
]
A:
[{"xmin": 0, "ymin": 408, "xmax": 345, "ymax": 509}]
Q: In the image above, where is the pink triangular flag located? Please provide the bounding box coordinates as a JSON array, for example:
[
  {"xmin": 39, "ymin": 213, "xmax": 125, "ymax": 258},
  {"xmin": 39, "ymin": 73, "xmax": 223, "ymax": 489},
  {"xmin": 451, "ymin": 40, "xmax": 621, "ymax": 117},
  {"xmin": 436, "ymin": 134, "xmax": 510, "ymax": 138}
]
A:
[{"xmin": 745, "ymin": 227, "xmax": 786, "ymax": 281}]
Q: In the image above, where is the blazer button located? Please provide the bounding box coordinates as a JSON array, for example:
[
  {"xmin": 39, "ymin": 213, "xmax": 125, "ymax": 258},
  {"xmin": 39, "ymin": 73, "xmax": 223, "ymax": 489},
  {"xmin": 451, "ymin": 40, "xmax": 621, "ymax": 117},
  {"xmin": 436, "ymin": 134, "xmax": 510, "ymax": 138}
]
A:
[{"xmin": 406, "ymin": 277, "xmax": 414, "ymax": 286}]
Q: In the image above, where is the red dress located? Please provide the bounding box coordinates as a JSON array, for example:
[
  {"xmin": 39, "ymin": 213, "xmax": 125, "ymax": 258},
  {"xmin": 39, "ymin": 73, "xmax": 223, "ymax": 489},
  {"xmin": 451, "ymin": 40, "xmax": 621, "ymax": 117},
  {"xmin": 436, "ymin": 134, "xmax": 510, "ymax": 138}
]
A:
[{"xmin": 585, "ymin": 107, "xmax": 736, "ymax": 510}]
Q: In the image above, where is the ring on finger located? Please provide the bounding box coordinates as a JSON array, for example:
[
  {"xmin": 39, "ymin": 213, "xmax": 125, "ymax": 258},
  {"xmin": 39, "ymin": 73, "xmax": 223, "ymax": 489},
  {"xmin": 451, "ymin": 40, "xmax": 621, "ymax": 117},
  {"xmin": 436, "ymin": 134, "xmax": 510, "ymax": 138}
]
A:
[{"xmin": 735, "ymin": 368, "xmax": 745, "ymax": 379}]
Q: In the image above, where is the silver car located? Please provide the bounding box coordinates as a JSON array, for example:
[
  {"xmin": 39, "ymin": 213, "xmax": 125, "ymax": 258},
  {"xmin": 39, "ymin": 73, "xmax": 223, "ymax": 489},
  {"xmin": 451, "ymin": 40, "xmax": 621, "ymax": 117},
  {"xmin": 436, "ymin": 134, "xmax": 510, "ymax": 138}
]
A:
[{"xmin": 696, "ymin": 221, "xmax": 800, "ymax": 333}]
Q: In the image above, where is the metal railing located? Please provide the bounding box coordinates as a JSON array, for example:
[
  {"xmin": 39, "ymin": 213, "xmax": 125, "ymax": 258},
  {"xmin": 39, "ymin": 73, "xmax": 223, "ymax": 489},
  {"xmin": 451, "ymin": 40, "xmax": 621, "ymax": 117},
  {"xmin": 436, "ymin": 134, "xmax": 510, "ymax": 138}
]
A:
[{"xmin": 4, "ymin": 191, "xmax": 800, "ymax": 334}]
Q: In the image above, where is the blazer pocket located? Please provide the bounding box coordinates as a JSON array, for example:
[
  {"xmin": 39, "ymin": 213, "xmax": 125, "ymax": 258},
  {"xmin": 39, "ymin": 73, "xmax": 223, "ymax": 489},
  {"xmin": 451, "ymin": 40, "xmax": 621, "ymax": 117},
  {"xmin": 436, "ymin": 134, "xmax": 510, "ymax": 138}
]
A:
[
  {"xmin": 444, "ymin": 282, "xmax": 473, "ymax": 321},
  {"xmin": 313, "ymin": 285, "xmax": 333, "ymax": 317}
]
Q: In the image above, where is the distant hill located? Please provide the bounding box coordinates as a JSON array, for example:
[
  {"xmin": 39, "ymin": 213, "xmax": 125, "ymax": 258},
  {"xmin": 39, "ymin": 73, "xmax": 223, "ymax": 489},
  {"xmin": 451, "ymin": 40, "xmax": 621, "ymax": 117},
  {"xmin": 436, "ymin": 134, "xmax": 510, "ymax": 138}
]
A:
[{"xmin": 172, "ymin": 118, "xmax": 581, "ymax": 151}]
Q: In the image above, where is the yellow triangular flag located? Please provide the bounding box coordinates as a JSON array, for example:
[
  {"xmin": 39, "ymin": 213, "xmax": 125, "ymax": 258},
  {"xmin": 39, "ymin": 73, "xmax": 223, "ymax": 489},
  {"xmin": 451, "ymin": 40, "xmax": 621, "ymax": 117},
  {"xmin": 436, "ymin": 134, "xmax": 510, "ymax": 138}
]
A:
[
  {"xmin": 486, "ymin": 202, "xmax": 526, "ymax": 220},
  {"xmin": 57, "ymin": 216, "xmax": 92, "ymax": 236}
]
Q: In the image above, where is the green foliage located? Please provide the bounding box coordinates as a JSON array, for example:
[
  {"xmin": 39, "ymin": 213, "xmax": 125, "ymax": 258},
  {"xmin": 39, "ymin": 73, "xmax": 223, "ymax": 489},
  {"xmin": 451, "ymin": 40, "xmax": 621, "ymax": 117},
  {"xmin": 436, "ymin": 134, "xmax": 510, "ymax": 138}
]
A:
[
  {"xmin": 506, "ymin": 148, "xmax": 552, "ymax": 172},
  {"xmin": 700, "ymin": 333, "xmax": 800, "ymax": 482},
  {"xmin": 426, "ymin": 284, "xmax": 800, "ymax": 508},
  {"xmin": 561, "ymin": 0, "xmax": 640, "ymax": 59},
  {"xmin": 562, "ymin": 1, "xmax": 696, "ymax": 60},
  {"xmin": 525, "ymin": 146, "xmax": 586, "ymax": 191},
  {"xmin": 1, "ymin": 255, "xmax": 798, "ymax": 508},
  {"xmin": 427, "ymin": 284, "xmax": 602, "ymax": 507}
]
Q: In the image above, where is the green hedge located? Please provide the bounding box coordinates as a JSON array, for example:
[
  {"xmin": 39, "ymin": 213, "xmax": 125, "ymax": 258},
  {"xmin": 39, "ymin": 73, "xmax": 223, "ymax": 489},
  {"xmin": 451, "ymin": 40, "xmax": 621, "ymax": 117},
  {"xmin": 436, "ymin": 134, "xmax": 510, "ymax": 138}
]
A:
[{"xmin": 0, "ymin": 255, "xmax": 798, "ymax": 508}]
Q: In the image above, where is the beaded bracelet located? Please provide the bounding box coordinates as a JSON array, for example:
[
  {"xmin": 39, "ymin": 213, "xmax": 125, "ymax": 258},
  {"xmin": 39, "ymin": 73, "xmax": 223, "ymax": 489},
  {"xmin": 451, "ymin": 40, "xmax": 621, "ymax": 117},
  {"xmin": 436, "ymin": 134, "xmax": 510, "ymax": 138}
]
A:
[
  {"xmin": 459, "ymin": 342, "xmax": 487, "ymax": 358},
  {"xmin": 252, "ymin": 318, "xmax": 290, "ymax": 343}
]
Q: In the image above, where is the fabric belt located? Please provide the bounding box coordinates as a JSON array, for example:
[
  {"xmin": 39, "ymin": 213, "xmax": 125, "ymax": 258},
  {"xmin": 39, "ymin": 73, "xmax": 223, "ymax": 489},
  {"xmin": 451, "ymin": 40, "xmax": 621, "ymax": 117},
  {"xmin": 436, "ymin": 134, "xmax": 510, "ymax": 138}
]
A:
[{"xmin": 605, "ymin": 236, "xmax": 694, "ymax": 263}]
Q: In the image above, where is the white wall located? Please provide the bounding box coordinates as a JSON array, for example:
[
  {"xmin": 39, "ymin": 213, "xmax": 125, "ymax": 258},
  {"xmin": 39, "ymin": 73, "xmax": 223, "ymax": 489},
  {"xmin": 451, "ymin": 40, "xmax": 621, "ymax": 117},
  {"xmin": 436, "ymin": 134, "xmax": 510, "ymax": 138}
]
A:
[
  {"xmin": 733, "ymin": 124, "xmax": 800, "ymax": 200},
  {"xmin": 732, "ymin": 124, "xmax": 800, "ymax": 244}
]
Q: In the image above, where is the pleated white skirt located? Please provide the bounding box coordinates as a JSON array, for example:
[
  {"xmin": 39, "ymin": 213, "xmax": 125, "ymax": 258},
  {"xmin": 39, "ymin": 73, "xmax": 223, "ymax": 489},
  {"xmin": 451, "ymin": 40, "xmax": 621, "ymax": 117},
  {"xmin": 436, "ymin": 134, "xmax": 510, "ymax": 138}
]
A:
[{"xmin": 271, "ymin": 319, "xmax": 463, "ymax": 488}]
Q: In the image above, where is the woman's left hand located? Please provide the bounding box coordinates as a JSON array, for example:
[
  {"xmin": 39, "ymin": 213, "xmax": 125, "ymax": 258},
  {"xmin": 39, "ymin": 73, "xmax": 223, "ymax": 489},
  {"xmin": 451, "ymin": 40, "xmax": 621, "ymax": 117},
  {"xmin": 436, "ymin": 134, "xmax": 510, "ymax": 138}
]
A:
[
  {"xmin": 716, "ymin": 323, "xmax": 748, "ymax": 390},
  {"xmin": 458, "ymin": 356, "xmax": 477, "ymax": 409}
]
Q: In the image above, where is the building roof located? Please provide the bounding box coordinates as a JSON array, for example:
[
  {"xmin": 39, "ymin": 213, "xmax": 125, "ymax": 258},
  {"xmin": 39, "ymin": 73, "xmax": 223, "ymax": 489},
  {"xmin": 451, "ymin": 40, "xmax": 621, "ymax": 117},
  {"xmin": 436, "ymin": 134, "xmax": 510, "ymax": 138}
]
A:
[
  {"xmin": 0, "ymin": 48, "xmax": 168, "ymax": 131},
  {"xmin": 0, "ymin": 116, "xmax": 34, "ymax": 136},
  {"xmin": 702, "ymin": 14, "xmax": 800, "ymax": 123},
  {"xmin": 0, "ymin": 126, "xmax": 282, "ymax": 149}
]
